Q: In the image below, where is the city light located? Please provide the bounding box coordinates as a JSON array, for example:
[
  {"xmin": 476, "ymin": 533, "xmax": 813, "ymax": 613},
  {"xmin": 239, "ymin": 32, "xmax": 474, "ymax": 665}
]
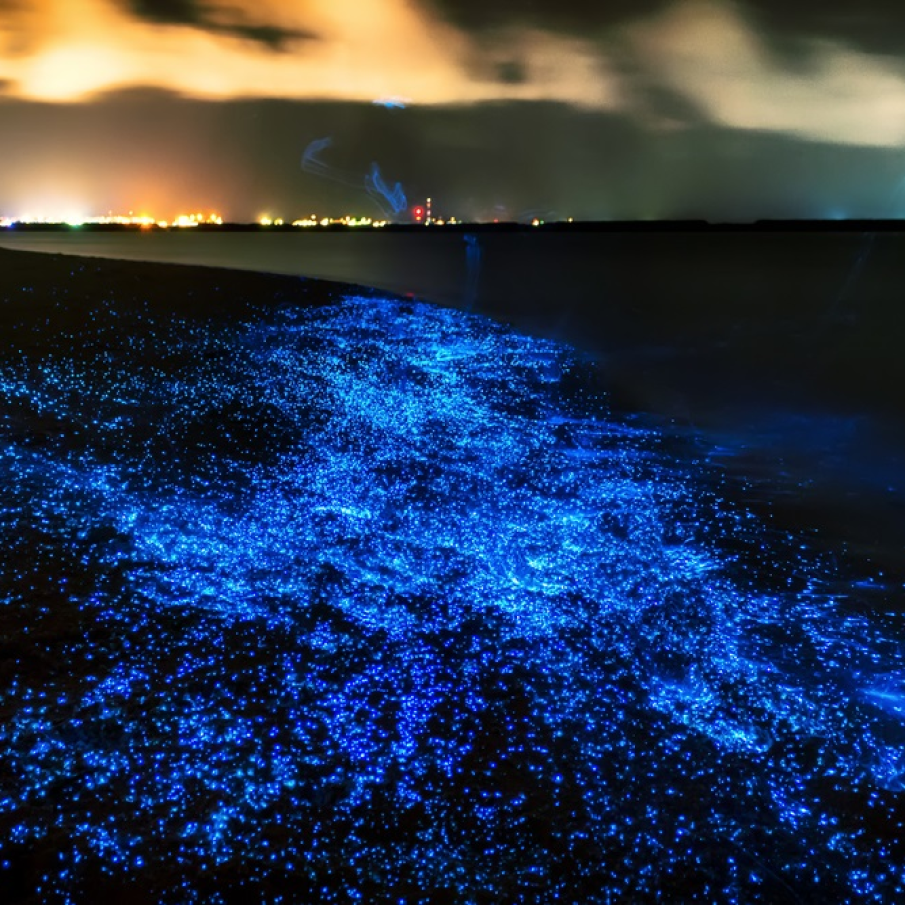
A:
[
  {"xmin": 177, "ymin": 213, "xmax": 224, "ymax": 226},
  {"xmin": 0, "ymin": 212, "xmax": 224, "ymax": 228},
  {"xmin": 0, "ymin": 207, "xmax": 568, "ymax": 228},
  {"xmin": 0, "ymin": 192, "xmax": 565, "ymax": 229}
]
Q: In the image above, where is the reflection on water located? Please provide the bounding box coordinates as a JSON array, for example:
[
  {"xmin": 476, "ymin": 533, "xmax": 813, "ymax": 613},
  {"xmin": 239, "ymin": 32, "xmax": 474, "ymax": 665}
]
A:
[{"xmin": 1, "ymin": 287, "xmax": 903, "ymax": 902}]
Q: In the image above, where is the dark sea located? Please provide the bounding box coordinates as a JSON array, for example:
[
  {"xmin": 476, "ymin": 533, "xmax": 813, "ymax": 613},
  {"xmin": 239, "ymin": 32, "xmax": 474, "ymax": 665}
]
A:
[{"xmin": 0, "ymin": 228, "xmax": 903, "ymax": 902}]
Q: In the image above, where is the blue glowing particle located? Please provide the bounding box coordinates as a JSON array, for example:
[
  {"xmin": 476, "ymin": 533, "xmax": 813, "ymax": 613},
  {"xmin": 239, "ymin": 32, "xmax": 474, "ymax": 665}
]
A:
[{"xmin": 0, "ymin": 291, "xmax": 902, "ymax": 901}]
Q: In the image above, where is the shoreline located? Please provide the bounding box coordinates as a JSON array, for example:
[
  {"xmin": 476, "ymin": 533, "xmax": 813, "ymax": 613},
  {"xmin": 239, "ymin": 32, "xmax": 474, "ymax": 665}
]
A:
[
  {"xmin": 0, "ymin": 243, "xmax": 385, "ymax": 318},
  {"xmin": 1, "ymin": 242, "xmax": 902, "ymax": 577}
]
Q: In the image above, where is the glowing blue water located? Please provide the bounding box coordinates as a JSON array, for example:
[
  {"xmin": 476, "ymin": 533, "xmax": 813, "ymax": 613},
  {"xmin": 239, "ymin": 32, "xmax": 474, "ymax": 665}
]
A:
[{"xmin": 1, "ymin": 294, "xmax": 903, "ymax": 901}]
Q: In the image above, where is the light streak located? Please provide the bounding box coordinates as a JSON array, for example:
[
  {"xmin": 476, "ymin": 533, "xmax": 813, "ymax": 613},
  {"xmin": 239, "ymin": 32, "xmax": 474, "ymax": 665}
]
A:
[{"xmin": 301, "ymin": 137, "xmax": 407, "ymax": 219}]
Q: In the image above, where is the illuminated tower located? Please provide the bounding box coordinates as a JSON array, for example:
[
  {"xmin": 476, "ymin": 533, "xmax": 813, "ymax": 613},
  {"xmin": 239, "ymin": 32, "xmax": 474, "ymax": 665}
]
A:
[{"xmin": 426, "ymin": 197, "xmax": 432, "ymax": 225}]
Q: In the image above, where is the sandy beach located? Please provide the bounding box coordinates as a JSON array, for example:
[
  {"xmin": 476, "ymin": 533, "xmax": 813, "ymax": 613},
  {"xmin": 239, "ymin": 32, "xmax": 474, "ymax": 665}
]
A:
[{"xmin": 1, "ymin": 244, "xmax": 903, "ymax": 902}]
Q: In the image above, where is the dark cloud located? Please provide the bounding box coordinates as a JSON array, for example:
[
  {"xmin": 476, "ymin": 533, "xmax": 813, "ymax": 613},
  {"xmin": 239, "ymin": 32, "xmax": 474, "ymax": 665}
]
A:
[
  {"xmin": 210, "ymin": 20, "xmax": 315, "ymax": 51},
  {"xmin": 633, "ymin": 80, "xmax": 709, "ymax": 128},
  {"xmin": 127, "ymin": 0, "xmax": 201, "ymax": 24},
  {"xmin": 739, "ymin": 1, "xmax": 905, "ymax": 60},
  {"xmin": 495, "ymin": 60, "xmax": 528, "ymax": 85},
  {"xmin": 123, "ymin": 0, "xmax": 317, "ymax": 50},
  {"xmin": 611, "ymin": 51, "xmax": 710, "ymax": 129},
  {"xmin": 422, "ymin": 0, "xmax": 669, "ymax": 34},
  {"xmin": 425, "ymin": 0, "xmax": 905, "ymax": 61}
]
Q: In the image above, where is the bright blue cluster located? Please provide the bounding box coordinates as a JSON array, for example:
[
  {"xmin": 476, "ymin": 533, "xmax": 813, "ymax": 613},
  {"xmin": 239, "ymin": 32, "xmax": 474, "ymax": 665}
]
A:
[{"xmin": 1, "ymin": 293, "xmax": 903, "ymax": 902}]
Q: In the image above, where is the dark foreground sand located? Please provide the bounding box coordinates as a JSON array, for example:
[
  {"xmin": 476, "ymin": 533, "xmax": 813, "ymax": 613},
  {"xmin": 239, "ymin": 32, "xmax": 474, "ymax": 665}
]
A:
[{"xmin": 0, "ymin": 245, "xmax": 339, "ymax": 340}]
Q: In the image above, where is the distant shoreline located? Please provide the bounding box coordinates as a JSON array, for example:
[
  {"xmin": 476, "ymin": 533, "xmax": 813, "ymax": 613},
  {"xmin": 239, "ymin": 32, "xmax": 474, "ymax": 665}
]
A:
[{"xmin": 3, "ymin": 219, "xmax": 905, "ymax": 234}]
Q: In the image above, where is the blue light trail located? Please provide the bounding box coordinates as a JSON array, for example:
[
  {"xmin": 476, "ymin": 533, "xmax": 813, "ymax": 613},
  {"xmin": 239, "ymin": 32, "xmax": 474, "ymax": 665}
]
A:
[{"xmin": 301, "ymin": 138, "xmax": 406, "ymax": 218}]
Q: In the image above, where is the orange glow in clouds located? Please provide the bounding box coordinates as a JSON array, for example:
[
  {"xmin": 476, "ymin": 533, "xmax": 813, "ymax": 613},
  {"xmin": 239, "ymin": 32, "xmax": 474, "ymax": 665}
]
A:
[
  {"xmin": 0, "ymin": 0, "xmax": 903, "ymax": 148},
  {"xmin": 0, "ymin": 0, "xmax": 619, "ymax": 108}
]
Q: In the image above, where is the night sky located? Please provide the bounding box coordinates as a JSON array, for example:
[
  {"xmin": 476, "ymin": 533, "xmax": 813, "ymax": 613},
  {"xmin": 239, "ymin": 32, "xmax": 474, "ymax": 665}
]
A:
[{"xmin": 2, "ymin": 0, "xmax": 905, "ymax": 221}]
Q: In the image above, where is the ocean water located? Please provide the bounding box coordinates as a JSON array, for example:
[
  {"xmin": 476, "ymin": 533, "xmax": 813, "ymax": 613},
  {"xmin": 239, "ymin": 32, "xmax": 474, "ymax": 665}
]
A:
[
  {"xmin": 2, "ymin": 228, "xmax": 902, "ymax": 563},
  {"xmin": 0, "ymin": 254, "xmax": 904, "ymax": 901},
  {"xmin": 1, "ymin": 227, "xmax": 902, "ymax": 420}
]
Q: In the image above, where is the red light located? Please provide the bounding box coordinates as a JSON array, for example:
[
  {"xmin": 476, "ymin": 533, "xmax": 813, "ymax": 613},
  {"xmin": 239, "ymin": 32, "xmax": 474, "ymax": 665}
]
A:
[{"xmin": 413, "ymin": 206, "xmax": 424, "ymax": 221}]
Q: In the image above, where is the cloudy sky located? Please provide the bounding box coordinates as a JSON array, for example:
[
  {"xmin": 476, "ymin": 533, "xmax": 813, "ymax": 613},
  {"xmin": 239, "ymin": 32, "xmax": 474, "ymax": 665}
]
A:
[{"xmin": 2, "ymin": 0, "xmax": 905, "ymax": 220}]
